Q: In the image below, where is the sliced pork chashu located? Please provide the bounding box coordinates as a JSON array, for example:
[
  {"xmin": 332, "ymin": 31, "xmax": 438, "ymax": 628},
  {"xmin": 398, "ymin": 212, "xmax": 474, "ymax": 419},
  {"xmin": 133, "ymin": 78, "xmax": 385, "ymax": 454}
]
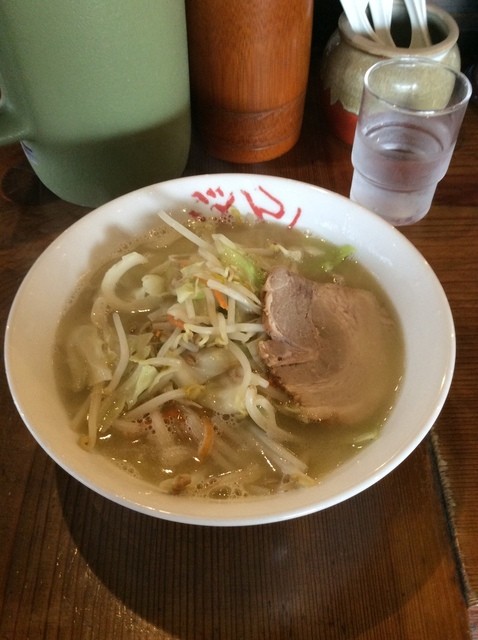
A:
[{"xmin": 258, "ymin": 267, "xmax": 398, "ymax": 424}]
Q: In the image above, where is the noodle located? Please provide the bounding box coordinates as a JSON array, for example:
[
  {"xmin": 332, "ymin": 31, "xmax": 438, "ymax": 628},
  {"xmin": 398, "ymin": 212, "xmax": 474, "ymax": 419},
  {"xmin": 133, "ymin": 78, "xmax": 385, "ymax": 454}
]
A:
[
  {"xmin": 125, "ymin": 387, "xmax": 187, "ymax": 421},
  {"xmin": 104, "ymin": 312, "xmax": 129, "ymax": 394}
]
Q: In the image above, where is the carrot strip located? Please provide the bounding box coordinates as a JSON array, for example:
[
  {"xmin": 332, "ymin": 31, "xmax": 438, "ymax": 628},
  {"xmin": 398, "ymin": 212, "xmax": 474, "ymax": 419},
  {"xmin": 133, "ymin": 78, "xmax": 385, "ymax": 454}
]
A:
[
  {"xmin": 167, "ymin": 314, "xmax": 185, "ymax": 329},
  {"xmin": 197, "ymin": 414, "xmax": 215, "ymax": 460},
  {"xmin": 213, "ymin": 289, "xmax": 228, "ymax": 310},
  {"xmin": 161, "ymin": 403, "xmax": 184, "ymax": 423},
  {"xmin": 198, "ymin": 275, "xmax": 228, "ymax": 310}
]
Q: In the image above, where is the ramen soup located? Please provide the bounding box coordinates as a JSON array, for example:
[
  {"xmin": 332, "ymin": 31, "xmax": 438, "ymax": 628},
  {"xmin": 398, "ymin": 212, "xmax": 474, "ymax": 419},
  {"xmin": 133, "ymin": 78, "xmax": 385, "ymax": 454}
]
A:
[{"xmin": 55, "ymin": 211, "xmax": 404, "ymax": 499}]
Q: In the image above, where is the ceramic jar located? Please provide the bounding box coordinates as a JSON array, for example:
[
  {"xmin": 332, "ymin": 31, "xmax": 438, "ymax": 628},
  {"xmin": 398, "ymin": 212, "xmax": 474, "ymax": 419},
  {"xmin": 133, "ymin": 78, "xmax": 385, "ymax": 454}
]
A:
[{"xmin": 320, "ymin": 3, "xmax": 461, "ymax": 144}]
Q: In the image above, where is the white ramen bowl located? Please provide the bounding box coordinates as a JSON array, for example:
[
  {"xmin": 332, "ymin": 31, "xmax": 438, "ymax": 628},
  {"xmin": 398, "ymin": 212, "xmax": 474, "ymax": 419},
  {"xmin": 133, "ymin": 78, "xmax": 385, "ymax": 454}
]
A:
[{"xmin": 4, "ymin": 174, "xmax": 455, "ymax": 526}]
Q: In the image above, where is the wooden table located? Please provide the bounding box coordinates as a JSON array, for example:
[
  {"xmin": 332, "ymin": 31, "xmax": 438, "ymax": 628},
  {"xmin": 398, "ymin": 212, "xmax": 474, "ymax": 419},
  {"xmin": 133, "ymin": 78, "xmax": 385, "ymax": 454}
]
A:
[{"xmin": 1, "ymin": 63, "xmax": 477, "ymax": 639}]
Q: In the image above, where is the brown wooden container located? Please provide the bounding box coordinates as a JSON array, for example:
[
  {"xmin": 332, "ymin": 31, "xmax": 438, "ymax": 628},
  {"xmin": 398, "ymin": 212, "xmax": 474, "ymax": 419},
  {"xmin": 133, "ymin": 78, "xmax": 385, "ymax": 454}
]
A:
[{"xmin": 185, "ymin": 0, "xmax": 314, "ymax": 163}]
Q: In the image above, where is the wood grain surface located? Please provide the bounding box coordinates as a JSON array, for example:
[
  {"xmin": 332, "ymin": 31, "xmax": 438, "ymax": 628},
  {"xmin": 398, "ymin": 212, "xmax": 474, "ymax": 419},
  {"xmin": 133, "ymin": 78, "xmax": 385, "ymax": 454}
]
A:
[
  {"xmin": 185, "ymin": 0, "xmax": 314, "ymax": 162},
  {"xmin": 0, "ymin": 58, "xmax": 477, "ymax": 639}
]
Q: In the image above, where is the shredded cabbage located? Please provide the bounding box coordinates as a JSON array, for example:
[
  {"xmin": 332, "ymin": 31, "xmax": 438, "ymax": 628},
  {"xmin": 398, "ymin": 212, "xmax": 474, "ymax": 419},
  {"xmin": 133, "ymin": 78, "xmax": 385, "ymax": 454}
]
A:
[{"xmin": 213, "ymin": 234, "xmax": 266, "ymax": 293}]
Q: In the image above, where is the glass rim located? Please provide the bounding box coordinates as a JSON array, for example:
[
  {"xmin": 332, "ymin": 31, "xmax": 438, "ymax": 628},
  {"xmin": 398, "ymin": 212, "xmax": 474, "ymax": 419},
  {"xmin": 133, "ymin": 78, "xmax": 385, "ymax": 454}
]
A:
[{"xmin": 363, "ymin": 56, "xmax": 472, "ymax": 116}]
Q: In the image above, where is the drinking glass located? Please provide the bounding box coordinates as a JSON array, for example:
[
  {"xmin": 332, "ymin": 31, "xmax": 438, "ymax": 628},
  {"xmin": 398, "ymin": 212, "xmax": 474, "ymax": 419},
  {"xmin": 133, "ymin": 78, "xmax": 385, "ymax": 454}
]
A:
[{"xmin": 350, "ymin": 57, "xmax": 472, "ymax": 225}]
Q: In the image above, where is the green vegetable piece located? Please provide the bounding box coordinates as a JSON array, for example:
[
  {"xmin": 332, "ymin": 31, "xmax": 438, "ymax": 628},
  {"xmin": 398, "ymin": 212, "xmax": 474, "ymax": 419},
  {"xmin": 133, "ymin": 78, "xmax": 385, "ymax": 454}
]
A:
[
  {"xmin": 321, "ymin": 244, "xmax": 355, "ymax": 272},
  {"xmin": 220, "ymin": 245, "xmax": 266, "ymax": 292}
]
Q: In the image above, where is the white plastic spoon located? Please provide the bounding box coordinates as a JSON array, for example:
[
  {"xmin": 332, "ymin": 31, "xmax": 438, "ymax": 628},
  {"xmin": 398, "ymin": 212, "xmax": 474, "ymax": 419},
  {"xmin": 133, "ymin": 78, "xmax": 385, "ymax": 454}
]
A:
[
  {"xmin": 403, "ymin": 0, "xmax": 432, "ymax": 48},
  {"xmin": 339, "ymin": 0, "xmax": 381, "ymax": 42},
  {"xmin": 368, "ymin": 0, "xmax": 395, "ymax": 47}
]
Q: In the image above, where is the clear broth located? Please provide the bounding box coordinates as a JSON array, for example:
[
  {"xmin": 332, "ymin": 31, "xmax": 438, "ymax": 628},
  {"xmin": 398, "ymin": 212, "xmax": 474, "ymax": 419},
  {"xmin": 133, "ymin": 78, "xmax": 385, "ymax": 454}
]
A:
[{"xmin": 55, "ymin": 215, "xmax": 404, "ymax": 499}]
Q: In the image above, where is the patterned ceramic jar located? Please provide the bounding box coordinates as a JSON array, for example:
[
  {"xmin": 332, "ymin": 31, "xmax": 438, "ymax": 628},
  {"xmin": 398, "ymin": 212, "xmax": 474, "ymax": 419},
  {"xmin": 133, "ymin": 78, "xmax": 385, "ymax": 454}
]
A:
[{"xmin": 320, "ymin": 3, "xmax": 460, "ymax": 144}]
